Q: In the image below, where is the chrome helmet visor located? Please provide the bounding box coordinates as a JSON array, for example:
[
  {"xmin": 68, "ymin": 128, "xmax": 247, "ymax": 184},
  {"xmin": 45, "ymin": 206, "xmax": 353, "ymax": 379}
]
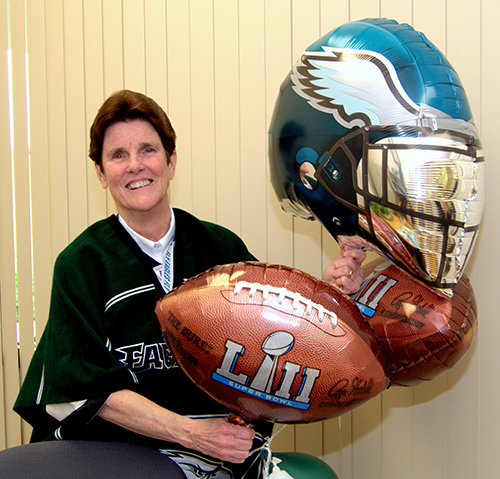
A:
[{"xmin": 315, "ymin": 126, "xmax": 485, "ymax": 291}]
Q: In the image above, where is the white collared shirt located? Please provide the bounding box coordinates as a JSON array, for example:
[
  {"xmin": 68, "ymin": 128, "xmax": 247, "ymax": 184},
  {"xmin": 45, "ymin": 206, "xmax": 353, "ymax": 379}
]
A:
[{"xmin": 118, "ymin": 208, "xmax": 176, "ymax": 292}]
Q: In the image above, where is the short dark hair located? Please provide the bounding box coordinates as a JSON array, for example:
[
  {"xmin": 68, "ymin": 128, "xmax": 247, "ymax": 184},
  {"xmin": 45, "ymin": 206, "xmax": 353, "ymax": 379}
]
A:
[{"xmin": 89, "ymin": 90, "xmax": 176, "ymax": 167}]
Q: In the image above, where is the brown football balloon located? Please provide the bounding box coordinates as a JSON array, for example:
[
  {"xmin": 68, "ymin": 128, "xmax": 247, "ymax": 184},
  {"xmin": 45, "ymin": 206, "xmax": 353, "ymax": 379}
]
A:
[
  {"xmin": 352, "ymin": 259, "xmax": 478, "ymax": 387},
  {"xmin": 156, "ymin": 261, "xmax": 389, "ymax": 423}
]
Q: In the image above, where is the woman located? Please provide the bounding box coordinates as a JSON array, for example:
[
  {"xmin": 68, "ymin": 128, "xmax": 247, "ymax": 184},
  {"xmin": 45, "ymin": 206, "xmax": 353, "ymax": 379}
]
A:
[{"xmin": 15, "ymin": 90, "xmax": 365, "ymax": 479}]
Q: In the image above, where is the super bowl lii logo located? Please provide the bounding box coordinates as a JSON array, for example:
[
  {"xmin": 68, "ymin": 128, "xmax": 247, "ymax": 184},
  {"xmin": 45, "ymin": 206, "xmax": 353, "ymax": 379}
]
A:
[
  {"xmin": 353, "ymin": 270, "xmax": 397, "ymax": 318},
  {"xmin": 212, "ymin": 331, "xmax": 320, "ymax": 409}
]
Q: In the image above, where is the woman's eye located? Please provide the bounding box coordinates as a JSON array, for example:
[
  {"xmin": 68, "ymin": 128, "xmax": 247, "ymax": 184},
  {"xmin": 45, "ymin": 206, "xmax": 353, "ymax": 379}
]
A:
[{"xmin": 112, "ymin": 152, "xmax": 125, "ymax": 160}]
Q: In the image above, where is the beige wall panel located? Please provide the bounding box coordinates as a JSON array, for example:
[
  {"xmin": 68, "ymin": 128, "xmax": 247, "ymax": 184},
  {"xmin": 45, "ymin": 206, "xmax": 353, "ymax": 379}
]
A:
[
  {"xmin": 320, "ymin": 0, "xmax": 348, "ymax": 34},
  {"xmin": 445, "ymin": 345, "xmax": 480, "ymax": 478},
  {"xmin": 265, "ymin": 181, "xmax": 294, "ymax": 266},
  {"xmin": 323, "ymin": 416, "xmax": 352, "ymax": 479},
  {"xmin": 294, "ymin": 421, "xmax": 323, "ymax": 457},
  {"xmin": 0, "ymin": 0, "xmax": 9, "ymax": 448},
  {"xmin": 0, "ymin": 223, "xmax": 20, "ymax": 447},
  {"xmin": 102, "ymin": 0, "xmax": 124, "ymax": 98},
  {"xmin": 45, "ymin": 0, "xmax": 70, "ymax": 261},
  {"xmin": 63, "ymin": 1, "xmax": 90, "ymax": 241},
  {"xmin": 270, "ymin": 423, "xmax": 295, "ymax": 454},
  {"xmin": 340, "ymin": 413, "xmax": 354, "ymax": 479},
  {"xmin": 351, "ymin": 396, "xmax": 383, "ymax": 479},
  {"xmin": 292, "ymin": 220, "xmax": 323, "ymax": 276},
  {"xmin": 444, "ymin": 4, "xmax": 482, "ymax": 478},
  {"xmin": 478, "ymin": 1, "xmax": 500, "ymax": 476},
  {"xmin": 321, "ymin": 229, "xmax": 341, "ymax": 276},
  {"xmin": 9, "ymin": 0, "xmax": 31, "ymax": 378},
  {"xmin": 413, "ymin": 377, "xmax": 447, "ymax": 478},
  {"xmin": 413, "ymin": 0, "xmax": 446, "ymax": 51},
  {"xmin": 380, "ymin": 387, "xmax": 415, "ymax": 479},
  {"xmin": 349, "ymin": 0, "xmax": 380, "ymax": 20},
  {"xmin": 446, "ymin": 0, "xmax": 481, "ymax": 117},
  {"xmin": 264, "ymin": 0, "xmax": 293, "ymax": 266},
  {"xmin": 26, "ymin": 0, "xmax": 52, "ymax": 347},
  {"xmin": 380, "ymin": 0, "xmax": 412, "ymax": 24},
  {"xmin": 291, "ymin": 0, "xmax": 320, "ymax": 60},
  {"xmin": 165, "ymin": 0, "xmax": 193, "ymax": 213},
  {"xmin": 189, "ymin": 0, "xmax": 216, "ymax": 223},
  {"xmin": 122, "ymin": 0, "xmax": 146, "ymax": 93},
  {"xmin": 83, "ymin": 0, "xmax": 107, "ymax": 226},
  {"xmin": 0, "ymin": 0, "xmax": 22, "ymax": 448},
  {"xmin": 9, "ymin": 0, "xmax": 35, "ymax": 446},
  {"xmin": 145, "ymin": 0, "xmax": 168, "ymax": 110},
  {"xmin": 239, "ymin": 0, "xmax": 269, "ymax": 261},
  {"xmin": 213, "ymin": 0, "xmax": 241, "ymax": 235}
]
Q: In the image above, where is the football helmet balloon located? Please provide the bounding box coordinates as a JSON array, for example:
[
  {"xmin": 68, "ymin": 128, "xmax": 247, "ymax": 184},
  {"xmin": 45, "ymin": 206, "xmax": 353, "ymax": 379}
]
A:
[{"xmin": 269, "ymin": 18, "xmax": 485, "ymax": 293}]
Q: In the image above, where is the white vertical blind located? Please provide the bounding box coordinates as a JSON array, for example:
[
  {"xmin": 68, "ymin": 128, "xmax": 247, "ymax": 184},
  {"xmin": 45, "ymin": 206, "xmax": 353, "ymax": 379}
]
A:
[{"xmin": 1, "ymin": 1, "xmax": 498, "ymax": 478}]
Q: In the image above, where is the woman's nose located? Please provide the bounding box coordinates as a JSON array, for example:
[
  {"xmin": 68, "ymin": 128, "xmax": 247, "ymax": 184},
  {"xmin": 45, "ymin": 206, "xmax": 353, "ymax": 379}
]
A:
[{"xmin": 127, "ymin": 153, "xmax": 144, "ymax": 172}]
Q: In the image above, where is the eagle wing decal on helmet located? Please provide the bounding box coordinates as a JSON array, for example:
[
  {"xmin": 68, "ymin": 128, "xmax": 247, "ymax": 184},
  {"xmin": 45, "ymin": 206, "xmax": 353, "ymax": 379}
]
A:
[{"xmin": 291, "ymin": 47, "xmax": 422, "ymax": 129}]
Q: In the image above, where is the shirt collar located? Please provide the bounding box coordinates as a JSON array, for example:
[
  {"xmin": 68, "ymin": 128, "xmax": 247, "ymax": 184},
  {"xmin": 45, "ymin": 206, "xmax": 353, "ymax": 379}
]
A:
[{"xmin": 118, "ymin": 207, "xmax": 175, "ymax": 263}]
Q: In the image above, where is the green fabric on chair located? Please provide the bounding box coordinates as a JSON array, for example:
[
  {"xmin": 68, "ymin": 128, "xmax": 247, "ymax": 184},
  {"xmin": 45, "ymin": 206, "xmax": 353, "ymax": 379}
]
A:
[{"xmin": 272, "ymin": 452, "xmax": 339, "ymax": 479}]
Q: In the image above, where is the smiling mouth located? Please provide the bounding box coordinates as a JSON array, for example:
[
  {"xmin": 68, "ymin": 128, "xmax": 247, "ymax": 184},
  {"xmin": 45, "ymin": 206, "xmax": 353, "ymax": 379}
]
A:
[{"xmin": 126, "ymin": 180, "xmax": 153, "ymax": 190}]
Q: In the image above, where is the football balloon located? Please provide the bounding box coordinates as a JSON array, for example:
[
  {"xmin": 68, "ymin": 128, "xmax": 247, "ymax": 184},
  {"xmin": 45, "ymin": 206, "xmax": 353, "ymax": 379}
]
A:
[
  {"xmin": 352, "ymin": 259, "xmax": 478, "ymax": 387},
  {"xmin": 156, "ymin": 262, "xmax": 389, "ymax": 423}
]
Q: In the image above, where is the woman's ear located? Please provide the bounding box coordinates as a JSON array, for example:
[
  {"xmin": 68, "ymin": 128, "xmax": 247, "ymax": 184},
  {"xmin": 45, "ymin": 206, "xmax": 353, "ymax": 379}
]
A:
[
  {"xmin": 167, "ymin": 150, "xmax": 177, "ymax": 180},
  {"xmin": 95, "ymin": 162, "xmax": 108, "ymax": 189}
]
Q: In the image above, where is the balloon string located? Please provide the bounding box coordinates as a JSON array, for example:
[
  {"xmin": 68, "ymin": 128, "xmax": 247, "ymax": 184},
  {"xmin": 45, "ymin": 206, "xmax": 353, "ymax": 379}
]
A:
[{"xmin": 241, "ymin": 424, "xmax": 288, "ymax": 479}]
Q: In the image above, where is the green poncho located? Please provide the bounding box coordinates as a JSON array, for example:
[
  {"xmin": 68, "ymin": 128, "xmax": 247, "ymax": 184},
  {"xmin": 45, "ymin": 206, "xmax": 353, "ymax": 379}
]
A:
[{"xmin": 15, "ymin": 208, "xmax": 272, "ymax": 479}]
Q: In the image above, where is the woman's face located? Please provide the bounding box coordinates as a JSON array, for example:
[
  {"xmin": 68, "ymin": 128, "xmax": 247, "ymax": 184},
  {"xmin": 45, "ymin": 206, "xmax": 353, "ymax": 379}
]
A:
[{"xmin": 96, "ymin": 119, "xmax": 177, "ymax": 222}]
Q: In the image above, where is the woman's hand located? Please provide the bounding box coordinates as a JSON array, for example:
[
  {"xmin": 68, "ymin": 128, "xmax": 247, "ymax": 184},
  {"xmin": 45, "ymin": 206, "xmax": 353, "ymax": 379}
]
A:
[
  {"xmin": 323, "ymin": 247, "xmax": 366, "ymax": 295},
  {"xmin": 182, "ymin": 416, "xmax": 255, "ymax": 464},
  {"xmin": 98, "ymin": 390, "xmax": 255, "ymax": 463}
]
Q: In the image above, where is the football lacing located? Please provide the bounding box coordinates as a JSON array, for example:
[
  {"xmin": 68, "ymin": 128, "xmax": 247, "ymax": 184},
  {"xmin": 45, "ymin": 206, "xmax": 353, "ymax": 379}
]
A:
[{"xmin": 233, "ymin": 281, "xmax": 338, "ymax": 329}]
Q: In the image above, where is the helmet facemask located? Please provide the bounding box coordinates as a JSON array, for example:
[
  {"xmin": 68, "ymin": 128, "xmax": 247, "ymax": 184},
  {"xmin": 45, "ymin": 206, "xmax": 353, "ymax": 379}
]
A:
[{"xmin": 313, "ymin": 125, "xmax": 484, "ymax": 293}]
